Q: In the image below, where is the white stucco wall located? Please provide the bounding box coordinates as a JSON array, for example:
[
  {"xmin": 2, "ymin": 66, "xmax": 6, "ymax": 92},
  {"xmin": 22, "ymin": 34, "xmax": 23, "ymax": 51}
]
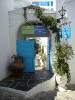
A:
[
  {"xmin": 9, "ymin": 8, "xmax": 56, "ymax": 56},
  {"xmin": 0, "ymin": 0, "xmax": 14, "ymax": 80},
  {"xmin": 14, "ymin": 1, "xmax": 32, "ymax": 9},
  {"xmin": 9, "ymin": 8, "xmax": 56, "ymax": 71},
  {"xmin": 56, "ymin": 0, "xmax": 75, "ymax": 84}
]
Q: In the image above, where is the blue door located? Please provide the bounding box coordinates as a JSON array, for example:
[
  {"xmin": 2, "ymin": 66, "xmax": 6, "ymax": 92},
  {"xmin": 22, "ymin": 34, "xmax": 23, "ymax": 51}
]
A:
[
  {"xmin": 17, "ymin": 40, "xmax": 35, "ymax": 72},
  {"xmin": 49, "ymin": 40, "xmax": 52, "ymax": 72}
]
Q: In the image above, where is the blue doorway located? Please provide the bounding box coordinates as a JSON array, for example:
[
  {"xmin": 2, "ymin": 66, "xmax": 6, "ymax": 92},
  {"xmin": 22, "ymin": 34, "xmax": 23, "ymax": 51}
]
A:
[{"xmin": 17, "ymin": 40, "xmax": 35, "ymax": 72}]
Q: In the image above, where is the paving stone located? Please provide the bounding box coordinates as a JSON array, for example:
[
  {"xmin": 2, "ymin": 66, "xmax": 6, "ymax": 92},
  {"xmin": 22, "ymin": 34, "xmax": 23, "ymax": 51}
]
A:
[
  {"xmin": 2, "ymin": 71, "xmax": 75, "ymax": 100},
  {"xmin": 0, "ymin": 70, "xmax": 53, "ymax": 91},
  {"xmin": 16, "ymin": 79, "xmax": 28, "ymax": 83},
  {"xmin": 0, "ymin": 83, "xmax": 6, "ymax": 87},
  {"xmin": 14, "ymin": 85, "xmax": 31, "ymax": 91},
  {"xmin": 28, "ymin": 79, "xmax": 42, "ymax": 85}
]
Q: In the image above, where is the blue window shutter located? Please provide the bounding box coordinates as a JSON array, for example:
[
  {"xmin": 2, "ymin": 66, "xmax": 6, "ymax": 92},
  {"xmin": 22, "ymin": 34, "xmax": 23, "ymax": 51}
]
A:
[
  {"xmin": 32, "ymin": 2, "xmax": 39, "ymax": 6},
  {"xmin": 49, "ymin": 1, "xmax": 53, "ymax": 6},
  {"xmin": 48, "ymin": 8, "xmax": 53, "ymax": 10},
  {"xmin": 49, "ymin": 1, "xmax": 51, "ymax": 6},
  {"xmin": 40, "ymin": 2, "xmax": 47, "ymax": 6},
  {"xmin": 47, "ymin": 2, "xmax": 49, "ymax": 6},
  {"xmin": 51, "ymin": 1, "xmax": 53, "ymax": 6},
  {"xmin": 51, "ymin": 8, "xmax": 53, "ymax": 10}
]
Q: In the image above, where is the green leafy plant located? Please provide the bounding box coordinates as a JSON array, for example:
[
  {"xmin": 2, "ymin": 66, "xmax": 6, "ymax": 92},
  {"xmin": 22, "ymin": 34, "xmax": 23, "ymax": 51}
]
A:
[
  {"xmin": 53, "ymin": 43, "xmax": 74, "ymax": 83},
  {"xmin": 23, "ymin": 4, "xmax": 74, "ymax": 83},
  {"xmin": 38, "ymin": 44, "xmax": 41, "ymax": 53},
  {"xmin": 23, "ymin": 5, "xmax": 60, "ymax": 43},
  {"xmin": 42, "ymin": 45, "xmax": 44, "ymax": 53},
  {"xmin": 11, "ymin": 54, "xmax": 25, "ymax": 63},
  {"xmin": 39, "ymin": 52, "xmax": 46, "ymax": 63}
]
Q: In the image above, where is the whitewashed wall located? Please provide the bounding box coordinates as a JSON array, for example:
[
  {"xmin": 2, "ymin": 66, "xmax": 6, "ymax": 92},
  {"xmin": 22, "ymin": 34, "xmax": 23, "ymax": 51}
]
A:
[
  {"xmin": 0, "ymin": 0, "xmax": 14, "ymax": 80},
  {"xmin": 9, "ymin": 8, "xmax": 56, "ymax": 56},
  {"xmin": 9, "ymin": 8, "xmax": 56, "ymax": 71},
  {"xmin": 56, "ymin": 0, "xmax": 75, "ymax": 84}
]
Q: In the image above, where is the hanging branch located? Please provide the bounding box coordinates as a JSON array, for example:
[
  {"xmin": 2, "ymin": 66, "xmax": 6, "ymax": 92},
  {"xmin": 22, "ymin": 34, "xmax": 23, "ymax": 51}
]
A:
[{"xmin": 23, "ymin": 5, "xmax": 60, "ymax": 43}]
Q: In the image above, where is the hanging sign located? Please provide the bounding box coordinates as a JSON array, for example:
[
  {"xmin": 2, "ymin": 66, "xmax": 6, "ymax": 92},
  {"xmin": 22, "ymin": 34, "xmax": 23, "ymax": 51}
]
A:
[
  {"xmin": 22, "ymin": 25, "xmax": 46, "ymax": 34},
  {"xmin": 61, "ymin": 27, "xmax": 71, "ymax": 38}
]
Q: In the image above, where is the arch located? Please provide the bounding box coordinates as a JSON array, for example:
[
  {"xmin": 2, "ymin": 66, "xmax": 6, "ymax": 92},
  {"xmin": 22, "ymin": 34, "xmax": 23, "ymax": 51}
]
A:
[
  {"xmin": 17, "ymin": 21, "xmax": 51, "ymax": 41},
  {"xmin": 9, "ymin": 8, "xmax": 54, "ymax": 56},
  {"xmin": 9, "ymin": 8, "xmax": 56, "ymax": 72}
]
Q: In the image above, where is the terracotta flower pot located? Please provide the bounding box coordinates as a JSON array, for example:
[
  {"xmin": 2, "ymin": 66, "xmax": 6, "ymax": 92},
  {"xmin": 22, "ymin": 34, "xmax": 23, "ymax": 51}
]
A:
[{"xmin": 10, "ymin": 57, "xmax": 25, "ymax": 78}]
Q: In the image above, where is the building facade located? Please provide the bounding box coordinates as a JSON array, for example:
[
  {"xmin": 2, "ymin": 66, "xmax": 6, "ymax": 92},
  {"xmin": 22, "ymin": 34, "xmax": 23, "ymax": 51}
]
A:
[
  {"xmin": 14, "ymin": 0, "xmax": 56, "ymax": 11},
  {"xmin": 0, "ymin": 0, "xmax": 75, "ymax": 84},
  {"xmin": 32, "ymin": 0, "xmax": 56, "ymax": 11}
]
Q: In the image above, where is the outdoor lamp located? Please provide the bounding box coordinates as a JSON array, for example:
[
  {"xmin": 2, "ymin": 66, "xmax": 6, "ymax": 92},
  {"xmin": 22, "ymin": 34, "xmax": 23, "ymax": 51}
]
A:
[{"xmin": 59, "ymin": 6, "xmax": 66, "ymax": 19}]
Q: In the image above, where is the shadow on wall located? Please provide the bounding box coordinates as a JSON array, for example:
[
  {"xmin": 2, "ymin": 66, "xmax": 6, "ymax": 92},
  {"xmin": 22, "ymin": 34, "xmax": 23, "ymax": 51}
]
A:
[{"xmin": 6, "ymin": 58, "xmax": 12, "ymax": 75}]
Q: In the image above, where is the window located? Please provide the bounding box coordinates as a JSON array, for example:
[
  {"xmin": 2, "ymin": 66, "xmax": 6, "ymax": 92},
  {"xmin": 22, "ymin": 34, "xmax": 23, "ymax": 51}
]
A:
[
  {"xmin": 51, "ymin": 1, "xmax": 53, "ymax": 6},
  {"xmin": 48, "ymin": 8, "xmax": 53, "ymax": 10},
  {"xmin": 48, "ymin": 1, "xmax": 53, "ymax": 6},
  {"xmin": 51, "ymin": 8, "xmax": 53, "ymax": 10},
  {"xmin": 32, "ymin": 2, "xmax": 39, "ymax": 6},
  {"xmin": 32, "ymin": 1, "xmax": 53, "ymax": 7},
  {"xmin": 40, "ymin": 2, "xmax": 47, "ymax": 6}
]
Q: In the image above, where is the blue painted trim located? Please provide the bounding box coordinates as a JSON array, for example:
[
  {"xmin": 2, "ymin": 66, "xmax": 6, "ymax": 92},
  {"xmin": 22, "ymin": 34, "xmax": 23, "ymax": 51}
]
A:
[{"xmin": 49, "ymin": 40, "xmax": 52, "ymax": 72}]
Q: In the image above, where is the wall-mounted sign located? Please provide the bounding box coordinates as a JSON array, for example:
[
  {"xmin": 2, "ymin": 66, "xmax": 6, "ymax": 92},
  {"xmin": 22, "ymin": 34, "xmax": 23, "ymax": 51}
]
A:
[
  {"xmin": 22, "ymin": 25, "xmax": 46, "ymax": 34},
  {"xmin": 22, "ymin": 26, "xmax": 34, "ymax": 34},
  {"xmin": 34, "ymin": 25, "xmax": 46, "ymax": 34},
  {"xmin": 61, "ymin": 27, "xmax": 71, "ymax": 38}
]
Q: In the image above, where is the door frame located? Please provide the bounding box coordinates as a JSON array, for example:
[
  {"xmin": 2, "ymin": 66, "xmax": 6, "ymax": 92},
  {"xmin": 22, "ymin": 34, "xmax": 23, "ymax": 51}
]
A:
[{"xmin": 49, "ymin": 39, "xmax": 52, "ymax": 72}]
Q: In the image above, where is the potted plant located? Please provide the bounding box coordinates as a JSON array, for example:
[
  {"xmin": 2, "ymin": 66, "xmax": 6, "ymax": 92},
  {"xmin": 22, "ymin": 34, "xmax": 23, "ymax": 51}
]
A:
[
  {"xmin": 11, "ymin": 54, "xmax": 25, "ymax": 63},
  {"xmin": 10, "ymin": 54, "xmax": 25, "ymax": 78},
  {"xmin": 53, "ymin": 43, "xmax": 73, "ymax": 90}
]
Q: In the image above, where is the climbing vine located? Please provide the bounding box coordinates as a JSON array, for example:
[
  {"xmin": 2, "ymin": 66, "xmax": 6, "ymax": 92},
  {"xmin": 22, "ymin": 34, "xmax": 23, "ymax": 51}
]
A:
[
  {"xmin": 23, "ymin": 5, "xmax": 74, "ymax": 83},
  {"xmin": 23, "ymin": 5, "xmax": 60, "ymax": 43}
]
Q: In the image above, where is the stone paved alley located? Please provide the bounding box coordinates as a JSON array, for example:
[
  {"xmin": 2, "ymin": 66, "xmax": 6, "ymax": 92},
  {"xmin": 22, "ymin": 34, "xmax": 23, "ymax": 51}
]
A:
[{"xmin": 0, "ymin": 84, "xmax": 75, "ymax": 100}]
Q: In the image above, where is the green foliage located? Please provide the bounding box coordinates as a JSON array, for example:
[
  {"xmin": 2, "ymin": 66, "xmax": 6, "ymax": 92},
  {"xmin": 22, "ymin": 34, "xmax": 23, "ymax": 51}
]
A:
[
  {"xmin": 29, "ymin": 38, "xmax": 38, "ymax": 51},
  {"xmin": 38, "ymin": 44, "xmax": 41, "ymax": 53},
  {"xmin": 23, "ymin": 5, "xmax": 60, "ymax": 43},
  {"xmin": 23, "ymin": 5, "xmax": 74, "ymax": 83},
  {"xmin": 53, "ymin": 43, "xmax": 74, "ymax": 83},
  {"xmin": 55, "ymin": 32, "xmax": 61, "ymax": 43},
  {"xmin": 39, "ymin": 52, "xmax": 46, "ymax": 62},
  {"xmin": 42, "ymin": 45, "xmax": 44, "ymax": 53},
  {"xmin": 11, "ymin": 54, "xmax": 25, "ymax": 63}
]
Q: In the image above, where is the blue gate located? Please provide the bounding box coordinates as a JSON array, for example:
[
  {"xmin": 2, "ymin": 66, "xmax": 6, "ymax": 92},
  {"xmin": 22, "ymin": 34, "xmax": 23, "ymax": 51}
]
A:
[{"xmin": 17, "ymin": 40, "xmax": 35, "ymax": 72}]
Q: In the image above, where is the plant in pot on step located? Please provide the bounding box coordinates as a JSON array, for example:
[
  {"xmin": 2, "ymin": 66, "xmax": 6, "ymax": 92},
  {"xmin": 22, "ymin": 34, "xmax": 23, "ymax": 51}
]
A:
[
  {"xmin": 10, "ymin": 54, "xmax": 25, "ymax": 78},
  {"xmin": 53, "ymin": 43, "xmax": 74, "ymax": 90},
  {"xmin": 11, "ymin": 54, "xmax": 25, "ymax": 63}
]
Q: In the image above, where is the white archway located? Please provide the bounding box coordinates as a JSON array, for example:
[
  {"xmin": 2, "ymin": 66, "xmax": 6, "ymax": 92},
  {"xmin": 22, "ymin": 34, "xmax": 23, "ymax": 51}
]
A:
[{"xmin": 9, "ymin": 8, "xmax": 56, "ymax": 72}]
